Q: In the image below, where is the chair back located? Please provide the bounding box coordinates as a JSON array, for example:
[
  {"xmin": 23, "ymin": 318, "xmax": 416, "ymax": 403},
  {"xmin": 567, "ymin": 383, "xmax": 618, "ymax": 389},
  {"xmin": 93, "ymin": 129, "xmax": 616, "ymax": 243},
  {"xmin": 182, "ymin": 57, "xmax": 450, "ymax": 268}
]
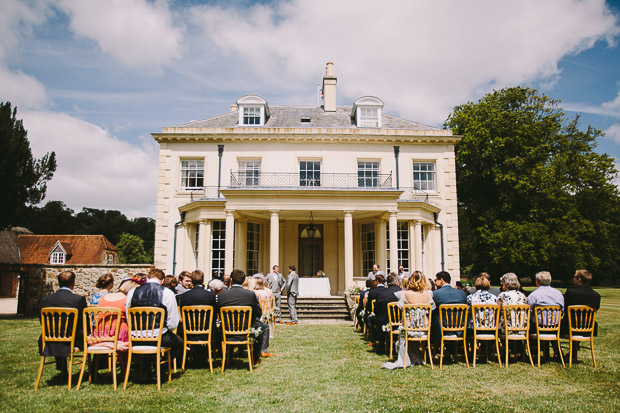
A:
[
  {"xmin": 220, "ymin": 306, "xmax": 252, "ymax": 344},
  {"xmin": 402, "ymin": 304, "xmax": 432, "ymax": 335},
  {"xmin": 181, "ymin": 305, "xmax": 213, "ymax": 341},
  {"xmin": 371, "ymin": 299, "xmax": 376, "ymax": 314},
  {"xmin": 83, "ymin": 307, "xmax": 122, "ymax": 348},
  {"xmin": 567, "ymin": 305, "xmax": 596, "ymax": 336},
  {"xmin": 534, "ymin": 305, "xmax": 562, "ymax": 335},
  {"xmin": 471, "ymin": 304, "xmax": 500, "ymax": 335},
  {"xmin": 353, "ymin": 296, "xmax": 360, "ymax": 306},
  {"xmin": 439, "ymin": 304, "xmax": 468, "ymax": 334},
  {"xmin": 127, "ymin": 307, "xmax": 166, "ymax": 345},
  {"xmin": 387, "ymin": 302, "xmax": 402, "ymax": 328},
  {"xmin": 259, "ymin": 298, "xmax": 272, "ymax": 314},
  {"xmin": 503, "ymin": 304, "xmax": 530, "ymax": 335},
  {"xmin": 40, "ymin": 307, "xmax": 79, "ymax": 349}
]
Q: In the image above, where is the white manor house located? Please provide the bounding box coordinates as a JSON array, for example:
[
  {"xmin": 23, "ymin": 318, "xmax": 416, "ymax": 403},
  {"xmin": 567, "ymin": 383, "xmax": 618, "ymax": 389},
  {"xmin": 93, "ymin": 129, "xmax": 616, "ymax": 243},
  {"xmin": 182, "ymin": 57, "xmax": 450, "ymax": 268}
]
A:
[{"xmin": 153, "ymin": 63, "xmax": 461, "ymax": 294}]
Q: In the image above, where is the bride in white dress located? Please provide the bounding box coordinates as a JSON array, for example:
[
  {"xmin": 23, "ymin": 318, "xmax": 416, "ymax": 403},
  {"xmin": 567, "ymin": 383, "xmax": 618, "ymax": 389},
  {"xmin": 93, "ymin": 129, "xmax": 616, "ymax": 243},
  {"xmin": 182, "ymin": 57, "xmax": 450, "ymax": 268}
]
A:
[{"xmin": 382, "ymin": 271, "xmax": 435, "ymax": 369}]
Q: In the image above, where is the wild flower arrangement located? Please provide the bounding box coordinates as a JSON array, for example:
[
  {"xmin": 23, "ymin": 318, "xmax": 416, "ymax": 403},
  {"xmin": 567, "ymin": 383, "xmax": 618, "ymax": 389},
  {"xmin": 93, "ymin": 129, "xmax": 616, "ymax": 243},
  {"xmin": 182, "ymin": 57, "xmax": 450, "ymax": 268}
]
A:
[
  {"xmin": 358, "ymin": 309, "xmax": 365, "ymax": 318},
  {"xmin": 381, "ymin": 324, "xmax": 391, "ymax": 332},
  {"xmin": 249, "ymin": 327, "xmax": 262, "ymax": 342},
  {"xmin": 347, "ymin": 286, "xmax": 362, "ymax": 296},
  {"xmin": 398, "ymin": 325, "xmax": 406, "ymax": 339},
  {"xmin": 261, "ymin": 311, "xmax": 274, "ymax": 323}
]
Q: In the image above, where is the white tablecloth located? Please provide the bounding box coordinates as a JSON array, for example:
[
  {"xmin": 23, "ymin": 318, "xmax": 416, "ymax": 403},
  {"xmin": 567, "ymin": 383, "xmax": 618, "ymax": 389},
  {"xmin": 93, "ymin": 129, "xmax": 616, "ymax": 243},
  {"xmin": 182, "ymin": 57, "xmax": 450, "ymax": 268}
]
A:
[{"xmin": 298, "ymin": 277, "xmax": 331, "ymax": 297}]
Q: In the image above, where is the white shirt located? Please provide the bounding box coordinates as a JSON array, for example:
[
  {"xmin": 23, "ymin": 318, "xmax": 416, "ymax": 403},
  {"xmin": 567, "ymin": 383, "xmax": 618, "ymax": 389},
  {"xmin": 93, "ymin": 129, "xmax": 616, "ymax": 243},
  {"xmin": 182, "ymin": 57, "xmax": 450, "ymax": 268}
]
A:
[{"xmin": 126, "ymin": 278, "xmax": 179, "ymax": 334}]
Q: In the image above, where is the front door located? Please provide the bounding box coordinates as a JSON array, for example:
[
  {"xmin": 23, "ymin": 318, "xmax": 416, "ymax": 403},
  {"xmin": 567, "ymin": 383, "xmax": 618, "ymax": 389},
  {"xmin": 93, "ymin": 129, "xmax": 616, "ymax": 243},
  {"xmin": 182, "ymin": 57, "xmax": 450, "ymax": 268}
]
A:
[{"xmin": 298, "ymin": 224, "xmax": 323, "ymax": 277}]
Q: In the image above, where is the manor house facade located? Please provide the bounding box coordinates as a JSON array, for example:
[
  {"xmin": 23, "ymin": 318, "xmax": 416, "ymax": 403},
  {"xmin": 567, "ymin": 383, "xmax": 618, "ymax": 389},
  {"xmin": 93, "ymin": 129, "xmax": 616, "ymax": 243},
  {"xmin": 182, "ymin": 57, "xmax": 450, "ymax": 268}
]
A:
[{"xmin": 153, "ymin": 63, "xmax": 460, "ymax": 294}]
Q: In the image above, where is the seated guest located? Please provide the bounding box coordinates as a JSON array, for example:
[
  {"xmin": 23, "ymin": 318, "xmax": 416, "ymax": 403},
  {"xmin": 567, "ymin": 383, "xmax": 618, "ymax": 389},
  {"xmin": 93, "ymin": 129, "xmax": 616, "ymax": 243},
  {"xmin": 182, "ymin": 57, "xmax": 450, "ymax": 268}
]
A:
[
  {"xmin": 162, "ymin": 275, "xmax": 178, "ymax": 293},
  {"xmin": 374, "ymin": 272, "xmax": 402, "ymax": 351},
  {"xmin": 254, "ymin": 278, "xmax": 273, "ymax": 301},
  {"xmin": 222, "ymin": 274, "xmax": 232, "ymax": 289},
  {"xmin": 90, "ymin": 273, "xmax": 114, "ymax": 305},
  {"xmin": 397, "ymin": 264, "xmax": 410, "ymax": 283},
  {"xmin": 95, "ymin": 277, "xmax": 141, "ymax": 377},
  {"xmin": 177, "ymin": 269, "xmax": 216, "ymax": 358},
  {"xmin": 38, "ymin": 270, "xmax": 87, "ymax": 378},
  {"xmin": 479, "ymin": 272, "xmax": 500, "ymax": 296},
  {"xmin": 126, "ymin": 269, "xmax": 184, "ymax": 361},
  {"xmin": 455, "ymin": 281, "xmax": 471, "ymax": 296},
  {"xmin": 217, "ymin": 269, "xmax": 273, "ymax": 361},
  {"xmin": 175, "ymin": 271, "xmax": 192, "ymax": 295},
  {"xmin": 528, "ymin": 271, "xmax": 564, "ymax": 314},
  {"xmin": 364, "ymin": 273, "xmax": 386, "ymax": 346},
  {"xmin": 562, "ymin": 269, "xmax": 601, "ymax": 361},
  {"xmin": 356, "ymin": 279, "xmax": 372, "ymax": 328},
  {"xmin": 466, "ymin": 275, "xmax": 497, "ymax": 329},
  {"xmin": 431, "ymin": 271, "xmax": 467, "ymax": 339},
  {"xmin": 496, "ymin": 272, "xmax": 528, "ymax": 333},
  {"xmin": 367, "ymin": 264, "xmax": 385, "ymax": 281},
  {"xmin": 383, "ymin": 271, "xmax": 435, "ymax": 369},
  {"xmin": 242, "ymin": 276, "xmax": 257, "ymax": 291},
  {"xmin": 207, "ymin": 279, "xmax": 225, "ymax": 296}
]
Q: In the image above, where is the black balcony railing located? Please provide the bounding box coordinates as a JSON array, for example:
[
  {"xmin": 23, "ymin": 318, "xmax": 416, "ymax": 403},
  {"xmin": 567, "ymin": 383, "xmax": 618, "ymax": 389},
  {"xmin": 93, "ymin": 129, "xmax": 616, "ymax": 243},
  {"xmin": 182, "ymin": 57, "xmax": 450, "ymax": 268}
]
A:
[{"xmin": 230, "ymin": 171, "xmax": 394, "ymax": 189}]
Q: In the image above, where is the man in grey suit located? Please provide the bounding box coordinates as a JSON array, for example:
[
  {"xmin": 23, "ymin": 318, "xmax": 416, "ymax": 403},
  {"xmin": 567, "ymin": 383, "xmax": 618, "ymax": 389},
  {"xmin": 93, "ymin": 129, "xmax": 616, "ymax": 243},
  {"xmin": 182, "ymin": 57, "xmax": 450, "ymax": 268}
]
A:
[
  {"xmin": 285, "ymin": 264, "xmax": 300, "ymax": 324},
  {"xmin": 266, "ymin": 265, "xmax": 286, "ymax": 323}
]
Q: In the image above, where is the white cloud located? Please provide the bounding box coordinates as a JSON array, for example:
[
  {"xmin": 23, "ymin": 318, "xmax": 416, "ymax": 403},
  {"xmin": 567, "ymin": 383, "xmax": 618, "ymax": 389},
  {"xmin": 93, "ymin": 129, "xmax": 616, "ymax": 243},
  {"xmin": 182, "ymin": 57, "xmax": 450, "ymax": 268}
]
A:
[
  {"xmin": 606, "ymin": 123, "xmax": 620, "ymax": 144},
  {"xmin": 57, "ymin": 0, "xmax": 184, "ymax": 70},
  {"xmin": 565, "ymin": 90, "xmax": 620, "ymax": 118},
  {"xmin": 21, "ymin": 110, "xmax": 158, "ymax": 218},
  {"xmin": 0, "ymin": 66, "xmax": 48, "ymax": 109},
  {"xmin": 189, "ymin": 0, "xmax": 619, "ymax": 124}
]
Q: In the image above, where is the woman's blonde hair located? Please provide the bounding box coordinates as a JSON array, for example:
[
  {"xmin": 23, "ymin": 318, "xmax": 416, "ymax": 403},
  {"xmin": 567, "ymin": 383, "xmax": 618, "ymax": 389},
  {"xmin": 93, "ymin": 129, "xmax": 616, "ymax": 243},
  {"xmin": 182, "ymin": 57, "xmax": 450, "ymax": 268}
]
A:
[
  {"xmin": 118, "ymin": 280, "xmax": 140, "ymax": 295},
  {"xmin": 255, "ymin": 278, "xmax": 265, "ymax": 289},
  {"xmin": 407, "ymin": 271, "xmax": 427, "ymax": 292}
]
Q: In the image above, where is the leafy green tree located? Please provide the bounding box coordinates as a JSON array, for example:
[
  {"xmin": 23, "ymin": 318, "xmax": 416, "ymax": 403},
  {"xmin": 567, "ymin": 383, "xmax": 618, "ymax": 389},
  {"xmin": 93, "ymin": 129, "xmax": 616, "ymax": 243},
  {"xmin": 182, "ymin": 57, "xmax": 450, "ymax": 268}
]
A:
[
  {"xmin": 0, "ymin": 101, "xmax": 56, "ymax": 229},
  {"xmin": 116, "ymin": 232, "xmax": 151, "ymax": 264},
  {"xmin": 445, "ymin": 87, "xmax": 620, "ymax": 284},
  {"xmin": 17, "ymin": 201, "xmax": 77, "ymax": 234}
]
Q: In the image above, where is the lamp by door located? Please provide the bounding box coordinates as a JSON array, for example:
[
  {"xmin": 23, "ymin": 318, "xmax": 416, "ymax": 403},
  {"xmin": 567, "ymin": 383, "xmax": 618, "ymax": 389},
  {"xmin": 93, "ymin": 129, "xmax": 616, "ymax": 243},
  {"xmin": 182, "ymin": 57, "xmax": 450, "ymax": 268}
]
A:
[{"xmin": 301, "ymin": 212, "xmax": 321, "ymax": 239}]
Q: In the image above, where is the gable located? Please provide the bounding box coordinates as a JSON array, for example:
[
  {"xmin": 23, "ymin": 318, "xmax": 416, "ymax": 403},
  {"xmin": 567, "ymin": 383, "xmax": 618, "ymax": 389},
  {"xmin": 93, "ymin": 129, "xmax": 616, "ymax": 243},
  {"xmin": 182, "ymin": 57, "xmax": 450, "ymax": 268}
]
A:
[{"xmin": 18, "ymin": 235, "xmax": 118, "ymax": 265}]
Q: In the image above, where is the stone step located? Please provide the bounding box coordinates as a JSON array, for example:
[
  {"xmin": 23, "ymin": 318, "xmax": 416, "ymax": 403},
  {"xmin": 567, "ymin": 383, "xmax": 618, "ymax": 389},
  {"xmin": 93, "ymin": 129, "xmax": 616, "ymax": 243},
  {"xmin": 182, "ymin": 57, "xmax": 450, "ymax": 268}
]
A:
[{"xmin": 278, "ymin": 296, "xmax": 350, "ymax": 320}]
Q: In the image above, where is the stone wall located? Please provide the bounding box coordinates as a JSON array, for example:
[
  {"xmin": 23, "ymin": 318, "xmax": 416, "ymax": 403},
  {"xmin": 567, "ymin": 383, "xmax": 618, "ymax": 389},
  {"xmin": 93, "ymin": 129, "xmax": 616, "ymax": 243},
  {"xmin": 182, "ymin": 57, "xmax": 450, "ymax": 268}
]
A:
[{"xmin": 21, "ymin": 264, "xmax": 152, "ymax": 316}]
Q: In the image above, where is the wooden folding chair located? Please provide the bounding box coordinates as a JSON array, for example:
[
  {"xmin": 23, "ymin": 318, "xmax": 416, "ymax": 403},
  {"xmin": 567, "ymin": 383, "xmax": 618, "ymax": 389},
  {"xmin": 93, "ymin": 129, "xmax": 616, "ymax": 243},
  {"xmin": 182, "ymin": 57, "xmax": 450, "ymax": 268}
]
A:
[
  {"xmin": 35, "ymin": 308, "xmax": 83, "ymax": 390},
  {"xmin": 123, "ymin": 307, "xmax": 172, "ymax": 390},
  {"xmin": 77, "ymin": 307, "xmax": 122, "ymax": 390},
  {"xmin": 533, "ymin": 305, "xmax": 565, "ymax": 368},
  {"xmin": 386, "ymin": 302, "xmax": 402, "ymax": 359},
  {"xmin": 402, "ymin": 304, "xmax": 433, "ymax": 370},
  {"xmin": 502, "ymin": 304, "xmax": 534, "ymax": 367},
  {"xmin": 259, "ymin": 297, "xmax": 275, "ymax": 337},
  {"xmin": 220, "ymin": 306, "xmax": 253, "ymax": 373},
  {"xmin": 471, "ymin": 304, "xmax": 502, "ymax": 367},
  {"xmin": 438, "ymin": 304, "xmax": 469, "ymax": 369},
  {"xmin": 181, "ymin": 305, "xmax": 214, "ymax": 373},
  {"xmin": 565, "ymin": 305, "xmax": 597, "ymax": 368},
  {"xmin": 353, "ymin": 296, "xmax": 360, "ymax": 330}
]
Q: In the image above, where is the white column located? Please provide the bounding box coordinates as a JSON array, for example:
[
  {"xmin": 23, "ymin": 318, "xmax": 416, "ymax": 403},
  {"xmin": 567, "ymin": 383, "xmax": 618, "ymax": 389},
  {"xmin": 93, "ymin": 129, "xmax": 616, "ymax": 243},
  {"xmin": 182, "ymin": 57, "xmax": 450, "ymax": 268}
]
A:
[
  {"xmin": 414, "ymin": 221, "xmax": 423, "ymax": 272},
  {"xmin": 225, "ymin": 210, "xmax": 235, "ymax": 274},
  {"xmin": 237, "ymin": 219, "xmax": 247, "ymax": 272},
  {"xmin": 388, "ymin": 212, "xmax": 398, "ymax": 273},
  {"xmin": 198, "ymin": 220, "xmax": 211, "ymax": 278},
  {"xmin": 344, "ymin": 211, "xmax": 354, "ymax": 290},
  {"xmin": 182, "ymin": 223, "xmax": 193, "ymax": 271},
  {"xmin": 270, "ymin": 210, "xmax": 280, "ymax": 268},
  {"xmin": 375, "ymin": 220, "xmax": 386, "ymax": 271}
]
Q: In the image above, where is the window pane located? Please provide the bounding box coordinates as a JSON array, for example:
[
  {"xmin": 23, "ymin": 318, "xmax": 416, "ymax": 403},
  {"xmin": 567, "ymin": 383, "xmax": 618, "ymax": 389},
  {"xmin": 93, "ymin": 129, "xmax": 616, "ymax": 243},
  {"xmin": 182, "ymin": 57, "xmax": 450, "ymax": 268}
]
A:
[
  {"xmin": 246, "ymin": 223, "xmax": 260, "ymax": 275},
  {"xmin": 211, "ymin": 221, "xmax": 226, "ymax": 278},
  {"xmin": 358, "ymin": 161, "xmax": 379, "ymax": 187},
  {"xmin": 180, "ymin": 159, "xmax": 204, "ymax": 189},
  {"xmin": 300, "ymin": 161, "xmax": 321, "ymax": 187},
  {"xmin": 239, "ymin": 160, "xmax": 261, "ymax": 186},
  {"xmin": 413, "ymin": 162, "xmax": 436, "ymax": 191},
  {"xmin": 361, "ymin": 223, "xmax": 375, "ymax": 275}
]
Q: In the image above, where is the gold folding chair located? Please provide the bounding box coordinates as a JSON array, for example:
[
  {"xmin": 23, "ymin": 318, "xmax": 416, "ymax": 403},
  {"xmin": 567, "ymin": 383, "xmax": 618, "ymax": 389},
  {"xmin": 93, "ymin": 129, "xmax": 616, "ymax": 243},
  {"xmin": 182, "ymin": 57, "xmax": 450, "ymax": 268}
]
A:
[
  {"xmin": 77, "ymin": 307, "xmax": 122, "ymax": 390},
  {"xmin": 566, "ymin": 305, "xmax": 597, "ymax": 368},
  {"xmin": 533, "ymin": 305, "xmax": 565, "ymax": 368},
  {"xmin": 353, "ymin": 296, "xmax": 360, "ymax": 330},
  {"xmin": 270, "ymin": 296, "xmax": 277, "ymax": 332},
  {"xmin": 35, "ymin": 307, "xmax": 83, "ymax": 390},
  {"xmin": 402, "ymin": 304, "xmax": 433, "ymax": 370},
  {"xmin": 438, "ymin": 304, "xmax": 469, "ymax": 369},
  {"xmin": 259, "ymin": 298, "xmax": 275, "ymax": 336},
  {"xmin": 386, "ymin": 302, "xmax": 402, "ymax": 359},
  {"xmin": 220, "ymin": 306, "xmax": 253, "ymax": 373},
  {"xmin": 363, "ymin": 300, "xmax": 376, "ymax": 339},
  {"xmin": 502, "ymin": 304, "xmax": 534, "ymax": 367},
  {"xmin": 181, "ymin": 305, "xmax": 214, "ymax": 373},
  {"xmin": 471, "ymin": 304, "xmax": 502, "ymax": 367},
  {"xmin": 123, "ymin": 307, "xmax": 172, "ymax": 390}
]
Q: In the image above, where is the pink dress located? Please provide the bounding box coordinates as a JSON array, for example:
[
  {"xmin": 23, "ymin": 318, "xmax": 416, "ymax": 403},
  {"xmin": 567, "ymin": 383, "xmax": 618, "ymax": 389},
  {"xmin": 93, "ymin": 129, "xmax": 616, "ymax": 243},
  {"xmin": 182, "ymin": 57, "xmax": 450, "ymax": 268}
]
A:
[{"xmin": 93, "ymin": 293, "xmax": 129, "ymax": 351}]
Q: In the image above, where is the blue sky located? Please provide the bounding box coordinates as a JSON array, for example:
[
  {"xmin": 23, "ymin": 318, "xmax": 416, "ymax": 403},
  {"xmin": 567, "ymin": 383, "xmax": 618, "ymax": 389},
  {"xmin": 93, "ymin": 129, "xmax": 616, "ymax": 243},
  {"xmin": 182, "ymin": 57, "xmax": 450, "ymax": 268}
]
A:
[{"xmin": 2, "ymin": 0, "xmax": 619, "ymax": 218}]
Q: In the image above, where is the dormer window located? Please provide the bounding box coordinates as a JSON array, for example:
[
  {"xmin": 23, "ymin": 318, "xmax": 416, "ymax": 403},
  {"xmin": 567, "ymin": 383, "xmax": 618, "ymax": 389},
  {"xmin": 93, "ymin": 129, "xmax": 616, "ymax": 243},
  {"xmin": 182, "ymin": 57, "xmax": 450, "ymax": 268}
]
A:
[
  {"xmin": 352, "ymin": 96, "xmax": 384, "ymax": 128},
  {"xmin": 237, "ymin": 94, "xmax": 269, "ymax": 126},
  {"xmin": 49, "ymin": 241, "xmax": 70, "ymax": 264},
  {"xmin": 51, "ymin": 251, "xmax": 65, "ymax": 264}
]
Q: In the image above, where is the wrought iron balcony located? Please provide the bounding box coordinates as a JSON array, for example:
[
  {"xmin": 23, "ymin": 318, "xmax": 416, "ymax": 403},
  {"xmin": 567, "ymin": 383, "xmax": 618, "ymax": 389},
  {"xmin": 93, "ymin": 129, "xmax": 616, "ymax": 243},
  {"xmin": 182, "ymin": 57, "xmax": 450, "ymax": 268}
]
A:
[{"xmin": 230, "ymin": 171, "xmax": 394, "ymax": 189}]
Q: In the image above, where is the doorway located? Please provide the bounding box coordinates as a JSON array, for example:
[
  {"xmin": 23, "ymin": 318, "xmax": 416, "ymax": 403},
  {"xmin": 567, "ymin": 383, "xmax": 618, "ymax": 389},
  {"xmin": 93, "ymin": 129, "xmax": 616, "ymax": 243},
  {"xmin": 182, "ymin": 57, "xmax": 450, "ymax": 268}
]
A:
[{"xmin": 298, "ymin": 224, "xmax": 323, "ymax": 277}]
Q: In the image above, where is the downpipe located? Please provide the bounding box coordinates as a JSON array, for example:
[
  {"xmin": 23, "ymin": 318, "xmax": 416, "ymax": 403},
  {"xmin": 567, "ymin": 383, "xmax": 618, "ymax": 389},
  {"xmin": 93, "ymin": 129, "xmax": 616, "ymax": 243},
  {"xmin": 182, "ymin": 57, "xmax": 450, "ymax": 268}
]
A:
[
  {"xmin": 434, "ymin": 212, "xmax": 445, "ymax": 271},
  {"xmin": 172, "ymin": 211, "xmax": 186, "ymax": 275}
]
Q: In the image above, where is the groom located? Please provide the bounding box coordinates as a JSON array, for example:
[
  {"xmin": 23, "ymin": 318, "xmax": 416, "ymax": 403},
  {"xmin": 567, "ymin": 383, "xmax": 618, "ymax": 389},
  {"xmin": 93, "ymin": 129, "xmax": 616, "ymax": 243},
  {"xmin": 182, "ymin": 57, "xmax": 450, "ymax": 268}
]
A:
[{"xmin": 285, "ymin": 264, "xmax": 299, "ymax": 325}]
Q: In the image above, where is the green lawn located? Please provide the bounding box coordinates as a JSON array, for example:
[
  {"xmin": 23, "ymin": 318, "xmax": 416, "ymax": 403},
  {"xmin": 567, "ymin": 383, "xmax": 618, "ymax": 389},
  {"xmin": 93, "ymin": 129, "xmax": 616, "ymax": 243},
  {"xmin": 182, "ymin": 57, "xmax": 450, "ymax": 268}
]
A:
[{"xmin": 1, "ymin": 289, "xmax": 619, "ymax": 412}]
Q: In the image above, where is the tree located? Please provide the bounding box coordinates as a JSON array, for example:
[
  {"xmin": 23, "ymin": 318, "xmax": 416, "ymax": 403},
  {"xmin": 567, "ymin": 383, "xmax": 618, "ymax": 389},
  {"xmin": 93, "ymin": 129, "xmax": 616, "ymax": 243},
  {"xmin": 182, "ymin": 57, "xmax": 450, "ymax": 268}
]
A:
[
  {"xmin": 445, "ymin": 87, "xmax": 620, "ymax": 284},
  {"xmin": 116, "ymin": 232, "xmax": 151, "ymax": 264},
  {"xmin": 0, "ymin": 101, "xmax": 56, "ymax": 229}
]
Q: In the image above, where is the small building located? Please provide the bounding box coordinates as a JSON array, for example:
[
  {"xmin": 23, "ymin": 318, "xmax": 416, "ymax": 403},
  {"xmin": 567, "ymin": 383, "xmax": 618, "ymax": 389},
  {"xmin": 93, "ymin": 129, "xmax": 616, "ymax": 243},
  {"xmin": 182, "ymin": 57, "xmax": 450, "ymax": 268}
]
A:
[
  {"xmin": 18, "ymin": 234, "xmax": 120, "ymax": 266},
  {"xmin": 153, "ymin": 62, "xmax": 461, "ymax": 294}
]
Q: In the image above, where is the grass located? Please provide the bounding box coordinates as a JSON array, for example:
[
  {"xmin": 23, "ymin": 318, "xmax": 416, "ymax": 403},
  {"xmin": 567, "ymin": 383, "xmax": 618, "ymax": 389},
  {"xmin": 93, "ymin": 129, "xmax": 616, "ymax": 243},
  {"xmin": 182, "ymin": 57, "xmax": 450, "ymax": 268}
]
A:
[{"xmin": 1, "ymin": 289, "xmax": 619, "ymax": 412}]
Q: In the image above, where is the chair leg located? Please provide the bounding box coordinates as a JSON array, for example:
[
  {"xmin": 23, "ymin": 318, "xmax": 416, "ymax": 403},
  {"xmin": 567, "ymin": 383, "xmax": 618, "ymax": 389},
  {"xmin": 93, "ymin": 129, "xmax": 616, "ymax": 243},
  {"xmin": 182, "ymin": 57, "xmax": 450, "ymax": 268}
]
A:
[
  {"xmin": 112, "ymin": 352, "xmax": 117, "ymax": 390},
  {"xmin": 537, "ymin": 339, "xmax": 541, "ymax": 368},
  {"xmin": 569, "ymin": 338, "xmax": 573, "ymax": 368},
  {"xmin": 473, "ymin": 339, "xmax": 477, "ymax": 368},
  {"xmin": 123, "ymin": 352, "xmax": 132, "ymax": 390},
  {"xmin": 556, "ymin": 340, "xmax": 565, "ymax": 367},
  {"xmin": 35, "ymin": 356, "xmax": 46, "ymax": 390},
  {"xmin": 463, "ymin": 340, "xmax": 469, "ymax": 368},
  {"xmin": 247, "ymin": 343, "xmax": 253, "ymax": 373},
  {"xmin": 221, "ymin": 344, "xmax": 227, "ymax": 373},
  {"xmin": 505, "ymin": 338, "xmax": 509, "ymax": 367},
  {"xmin": 403, "ymin": 340, "xmax": 408, "ymax": 370},
  {"xmin": 427, "ymin": 340, "xmax": 434, "ymax": 370},
  {"xmin": 166, "ymin": 350, "xmax": 171, "ymax": 383},
  {"xmin": 525, "ymin": 338, "xmax": 534, "ymax": 367},
  {"xmin": 156, "ymin": 351, "xmax": 161, "ymax": 391},
  {"xmin": 207, "ymin": 342, "xmax": 213, "ymax": 374},
  {"xmin": 76, "ymin": 353, "xmax": 89, "ymax": 390},
  {"xmin": 439, "ymin": 339, "xmax": 445, "ymax": 369},
  {"xmin": 495, "ymin": 338, "xmax": 502, "ymax": 367},
  {"xmin": 590, "ymin": 338, "xmax": 597, "ymax": 368},
  {"xmin": 67, "ymin": 353, "xmax": 74, "ymax": 390}
]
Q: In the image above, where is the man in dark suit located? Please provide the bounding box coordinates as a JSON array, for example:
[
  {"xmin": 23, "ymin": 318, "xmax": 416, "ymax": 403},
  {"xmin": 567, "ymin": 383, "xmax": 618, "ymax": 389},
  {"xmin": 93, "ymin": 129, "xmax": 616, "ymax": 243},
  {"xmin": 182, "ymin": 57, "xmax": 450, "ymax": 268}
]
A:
[
  {"xmin": 178, "ymin": 269, "xmax": 216, "ymax": 341},
  {"xmin": 364, "ymin": 273, "xmax": 386, "ymax": 346},
  {"xmin": 374, "ymin": 272, "xmax": 402, "ymax": 352},
  {"xmin": 562, "ymin": 269, "xmax": 601, "ymax": 361},
  {"xmin": 216, "ymin": 269, "xmax": 272, "ymax": 363},
  {"xmin": 38, "ymin": 270, "xmax": 87, "ymax": 377},
  {"xmin": 431, "ymin": 271, "xmax": 467, "ymax": 339}
]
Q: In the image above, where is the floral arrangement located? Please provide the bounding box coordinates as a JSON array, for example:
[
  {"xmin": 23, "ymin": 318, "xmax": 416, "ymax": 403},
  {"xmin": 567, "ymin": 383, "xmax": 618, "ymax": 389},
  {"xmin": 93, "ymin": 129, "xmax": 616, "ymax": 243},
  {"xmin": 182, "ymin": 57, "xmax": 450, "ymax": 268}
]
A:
[
  {"xmin": 347, "ymin": 286, "xmax": 362, "ymax": 296},
  {"xmin": 381, "ymin": 324, "xmax": 391, "ymax": 332},
  {"xmin": 317, "ymin": 270, "xmax": 325, "ymax": 277},
  {"xmin": 398, "ymin": 325, "xmax": 406, "ymax": 339},
  {"xmin": 249, "ymin": 327, "xmax": 262, "ymax": 342},
  {"xmin": 261, "ymin": 311, "xmax": 274, "ymax": 323},
  {"xmin": 358, "ymin": 309, "xmax": 365, "ymax": 318}
]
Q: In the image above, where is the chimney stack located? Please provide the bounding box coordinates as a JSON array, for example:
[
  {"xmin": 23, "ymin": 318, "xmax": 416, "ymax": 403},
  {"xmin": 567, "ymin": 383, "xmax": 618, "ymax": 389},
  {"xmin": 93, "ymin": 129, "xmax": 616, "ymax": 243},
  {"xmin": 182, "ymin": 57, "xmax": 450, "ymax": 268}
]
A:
[{"xmin": 322, "ymin": 62, "xmax": 337, "ymax": 112}]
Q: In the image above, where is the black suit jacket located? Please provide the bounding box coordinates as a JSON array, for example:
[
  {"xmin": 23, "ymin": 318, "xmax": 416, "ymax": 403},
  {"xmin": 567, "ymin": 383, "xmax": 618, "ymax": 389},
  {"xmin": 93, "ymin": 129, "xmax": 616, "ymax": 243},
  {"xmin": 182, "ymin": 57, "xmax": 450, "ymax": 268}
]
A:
[
  {"xmin": 178, "ymin": 286, "xmax": 216, "ymax": 340},
  {"xmin": 38, "ymin": 289, "xmax": 87, "ymax": 357},
  {"xmin": 561, "ymin": 285, "xmax": 601, "ymax": 335},
  {"xmin": 365, "ymin": 285, "xmax": 385, "ymax": 314},
  {"xmin": 375, "ymin": 285, "xmax": 402, "ymax": 327},
  {"xmin": 216, "ymin": 285, "xmax": 262, "ymax": 327}
]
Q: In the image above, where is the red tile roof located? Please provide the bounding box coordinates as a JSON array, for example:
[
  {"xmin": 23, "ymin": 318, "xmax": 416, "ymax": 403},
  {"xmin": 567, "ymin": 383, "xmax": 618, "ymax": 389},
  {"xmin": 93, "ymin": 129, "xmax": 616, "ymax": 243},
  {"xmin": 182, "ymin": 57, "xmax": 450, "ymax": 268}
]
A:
[{"xmin": 18, "ymin": 235, "xmax": 118, "ymax": 265}]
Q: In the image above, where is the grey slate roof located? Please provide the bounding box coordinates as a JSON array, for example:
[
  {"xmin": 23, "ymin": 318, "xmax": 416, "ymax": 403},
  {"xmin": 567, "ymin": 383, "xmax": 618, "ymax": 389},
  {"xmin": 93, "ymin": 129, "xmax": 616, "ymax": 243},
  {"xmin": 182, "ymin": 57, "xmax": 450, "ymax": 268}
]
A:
[{"xmin": 175, "ymin": 106, "xmax": 440, "ymax": 131}]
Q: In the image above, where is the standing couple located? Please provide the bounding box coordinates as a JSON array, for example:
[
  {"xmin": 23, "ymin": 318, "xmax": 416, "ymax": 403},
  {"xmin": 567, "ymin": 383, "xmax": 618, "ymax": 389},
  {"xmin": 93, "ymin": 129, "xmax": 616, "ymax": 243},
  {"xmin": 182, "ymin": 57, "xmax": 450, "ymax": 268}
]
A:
[{"xmin": 267, "ymin": 264, "xmax": 299, "ymax": 325}]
